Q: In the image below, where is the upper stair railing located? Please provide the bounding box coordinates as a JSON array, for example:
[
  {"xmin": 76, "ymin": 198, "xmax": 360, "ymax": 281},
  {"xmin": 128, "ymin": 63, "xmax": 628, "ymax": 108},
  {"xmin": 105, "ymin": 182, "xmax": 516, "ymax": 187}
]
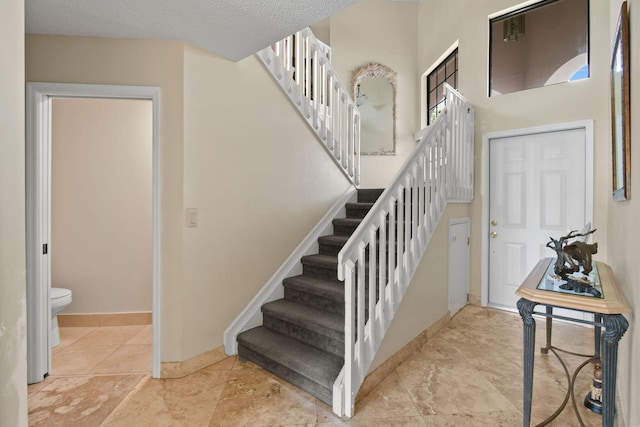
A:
[
  {"xmin": 333, "ymin": 83, "xmax": 474, "ymax": 417},
  {"xmin": 257, "ymin": 28, "xmax": 360, "ymax": 186}
]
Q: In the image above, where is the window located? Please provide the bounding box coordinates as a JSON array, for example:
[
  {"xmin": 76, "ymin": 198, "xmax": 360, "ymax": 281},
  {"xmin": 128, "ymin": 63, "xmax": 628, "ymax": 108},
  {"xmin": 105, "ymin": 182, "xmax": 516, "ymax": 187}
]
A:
[
  {"xmin": 426, "ymin": 48, "xmax": 458, "ymax": 125},
  {"xmin": 489, "ymin": 0, "xmax": 589, "ymax": 96}
]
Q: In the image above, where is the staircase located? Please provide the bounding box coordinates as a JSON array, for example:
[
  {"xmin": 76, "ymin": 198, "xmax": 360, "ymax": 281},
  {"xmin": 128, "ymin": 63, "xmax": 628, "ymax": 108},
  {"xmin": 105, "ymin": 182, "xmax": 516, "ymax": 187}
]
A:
[
  {"xmin": 237, "ymin": 188, "xmax": 383, "ymax": 405},
  {"xmin": 227, "ymin": 28, "xmax": 474, "ymax": 418},
  {"xmin": 227, "ymin": 84, "xmax": 473, "ymax": 418}
]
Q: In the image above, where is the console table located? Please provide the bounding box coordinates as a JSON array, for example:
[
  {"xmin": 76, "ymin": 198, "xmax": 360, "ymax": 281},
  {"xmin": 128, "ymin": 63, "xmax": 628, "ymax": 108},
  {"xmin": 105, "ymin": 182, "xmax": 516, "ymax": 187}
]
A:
[{"xmin": 516, "ymin": 257, "xmax": 630, "ymax": 427}]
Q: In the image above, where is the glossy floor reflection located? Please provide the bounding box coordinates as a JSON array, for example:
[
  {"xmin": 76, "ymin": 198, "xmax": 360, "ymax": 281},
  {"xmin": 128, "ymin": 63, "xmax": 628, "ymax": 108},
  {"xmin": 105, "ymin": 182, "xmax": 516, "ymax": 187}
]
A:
[{"xmin": 28, "ymin": 306, "xmax": 605, "ymax": 426}]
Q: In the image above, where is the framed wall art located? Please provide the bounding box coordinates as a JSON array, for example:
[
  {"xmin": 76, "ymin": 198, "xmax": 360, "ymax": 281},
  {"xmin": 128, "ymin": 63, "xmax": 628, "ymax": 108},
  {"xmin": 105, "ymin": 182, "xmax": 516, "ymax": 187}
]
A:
[{"xmin": 611, "ymin": 1, "xmax": 631, "ymax": 200}]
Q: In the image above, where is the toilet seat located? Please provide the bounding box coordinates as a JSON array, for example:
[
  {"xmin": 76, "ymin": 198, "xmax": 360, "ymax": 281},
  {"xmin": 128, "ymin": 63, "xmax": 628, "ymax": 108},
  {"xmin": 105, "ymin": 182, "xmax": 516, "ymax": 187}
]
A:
[
  {"xmin": 51, "ymin": 287, "xmax": 72, "ymax": 301},
  {"xmin": 49, "ymin": 288, "xmax": 71, "ymax": 306}
]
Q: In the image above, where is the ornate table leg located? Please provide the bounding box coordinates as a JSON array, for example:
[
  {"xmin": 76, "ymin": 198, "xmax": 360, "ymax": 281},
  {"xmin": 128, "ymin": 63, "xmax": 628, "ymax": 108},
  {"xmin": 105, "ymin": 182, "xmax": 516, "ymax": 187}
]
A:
[
  {"xmin": 518, "ymin": 298, "xmax": 538, "ymax": 427},
  {"xmin": 542, "ymin": 305, "xmax": 553, "ymax": 354},
  {"xmin": 601, "ymin": 314, "xmax": 629, "ymax": 426}
]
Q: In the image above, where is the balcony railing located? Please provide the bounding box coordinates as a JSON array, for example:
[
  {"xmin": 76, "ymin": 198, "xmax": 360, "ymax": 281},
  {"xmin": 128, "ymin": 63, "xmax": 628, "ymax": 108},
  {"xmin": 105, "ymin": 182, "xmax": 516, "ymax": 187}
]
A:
[{"xmin": 256, "ymin": 28, "xmax": 360, "ymax": 186}]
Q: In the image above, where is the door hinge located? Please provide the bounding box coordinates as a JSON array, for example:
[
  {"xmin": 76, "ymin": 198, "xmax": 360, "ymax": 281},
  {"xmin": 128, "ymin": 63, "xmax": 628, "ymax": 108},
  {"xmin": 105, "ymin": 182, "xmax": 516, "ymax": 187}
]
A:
[
  {"xmin": 43, "ymin": 243, "xmax": 48, "ymax": 255},
  {"xmin": 467, "ymin": 237, "xmax": 470, "ymax": 245}
]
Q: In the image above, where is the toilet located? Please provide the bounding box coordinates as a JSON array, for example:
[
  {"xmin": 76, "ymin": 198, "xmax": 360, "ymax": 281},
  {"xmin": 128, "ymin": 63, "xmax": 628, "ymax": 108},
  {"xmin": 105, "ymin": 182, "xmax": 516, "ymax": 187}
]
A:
[{"xmin": 50, "ymin": 287, "xmax": 72, "ymax": 347}]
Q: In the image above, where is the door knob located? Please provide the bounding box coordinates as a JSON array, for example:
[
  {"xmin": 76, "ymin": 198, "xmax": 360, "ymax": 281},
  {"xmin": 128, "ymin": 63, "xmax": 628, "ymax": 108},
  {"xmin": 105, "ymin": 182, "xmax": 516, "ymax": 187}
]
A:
[
  {"xmin": 490, "ymin": 231, "xmax": 498, "ymax": 238},
  {"xmin": 491, "ymin": 220, "xmax": 498, "ymax": 226}
]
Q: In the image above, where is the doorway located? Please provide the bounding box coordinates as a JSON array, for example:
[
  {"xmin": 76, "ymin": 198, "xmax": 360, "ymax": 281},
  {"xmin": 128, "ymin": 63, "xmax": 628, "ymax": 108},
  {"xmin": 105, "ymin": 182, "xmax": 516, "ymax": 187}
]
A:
[
  {"xmin": 481, "ymin": 121, "xmax": 594, "ymax": 311},
  {"xmin": 26, "ymin": 83, "xmax": 162, "ymax": 383}
]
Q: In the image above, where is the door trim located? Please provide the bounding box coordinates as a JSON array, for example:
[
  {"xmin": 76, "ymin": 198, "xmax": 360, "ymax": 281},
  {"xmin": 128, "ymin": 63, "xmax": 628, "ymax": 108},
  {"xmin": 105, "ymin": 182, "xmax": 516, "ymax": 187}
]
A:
[
  {"xmin": 480, "ymin": 120, "xmax": 594, "ymax": 307},
  {"xmin": 26, "ymin": 82, "xmax": 162, "ymax": 381}
]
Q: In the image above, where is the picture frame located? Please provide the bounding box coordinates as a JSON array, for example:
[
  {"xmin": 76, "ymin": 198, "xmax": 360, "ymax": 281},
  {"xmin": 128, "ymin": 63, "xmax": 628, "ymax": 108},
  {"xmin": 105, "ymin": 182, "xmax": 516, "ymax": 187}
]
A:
[{"xmin": 611, "ymin": 1, "xmax": 631, "ymax": 200}]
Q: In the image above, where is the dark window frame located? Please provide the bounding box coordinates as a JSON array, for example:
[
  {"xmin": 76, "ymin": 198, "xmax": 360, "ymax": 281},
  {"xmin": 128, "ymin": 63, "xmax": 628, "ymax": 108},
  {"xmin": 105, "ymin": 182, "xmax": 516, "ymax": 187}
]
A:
[{"xmin": 426, "ymin": 48, "xmax": 458, "ymax": 125}]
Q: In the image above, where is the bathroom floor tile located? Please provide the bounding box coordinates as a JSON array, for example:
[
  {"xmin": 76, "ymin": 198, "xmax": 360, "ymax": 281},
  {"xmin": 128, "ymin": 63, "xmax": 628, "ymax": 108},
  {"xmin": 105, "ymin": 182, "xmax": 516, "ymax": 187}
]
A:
[
  {"xmin": 90, "ymin": 344, "xmax": 152, "ymax": 374},
  {"xmin": 73, "ymin": 325, "xmax": 146, "ymax": 346},
  {"xmin": 55, "ymin": 326, "xmax": 97, "ymax": 352},
  {"xmin": 127, "ymin": 324, "xmax": 153, "ymax": 345},
  {"xmin": 51, "ymin": 344, "xmax": 121, "ymax": 375}
]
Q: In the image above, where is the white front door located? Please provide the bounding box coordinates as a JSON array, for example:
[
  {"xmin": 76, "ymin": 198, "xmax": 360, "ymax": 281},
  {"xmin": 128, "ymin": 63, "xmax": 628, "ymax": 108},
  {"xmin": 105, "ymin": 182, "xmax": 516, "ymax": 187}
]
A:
[{"xmin": 488, "ymin": 125, "xmax": 591, "ymax": 310}]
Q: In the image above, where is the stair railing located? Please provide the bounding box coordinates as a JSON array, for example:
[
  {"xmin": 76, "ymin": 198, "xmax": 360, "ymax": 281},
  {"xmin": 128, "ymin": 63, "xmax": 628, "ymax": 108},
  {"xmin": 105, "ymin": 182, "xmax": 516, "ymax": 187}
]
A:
[
  {"xmin": 333, "ymin": 84, "xmax": 474, "ymax": 417},
  {"xmin": 256, "ymin": 28, "xmax": 360, "ymax": 186}
]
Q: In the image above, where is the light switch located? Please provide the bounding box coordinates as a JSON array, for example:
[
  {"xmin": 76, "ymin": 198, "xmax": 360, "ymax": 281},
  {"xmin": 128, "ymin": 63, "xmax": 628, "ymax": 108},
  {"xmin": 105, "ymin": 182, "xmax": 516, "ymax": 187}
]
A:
[{"xmin": 186, "ymin": 208, "xmax": 198, "ymax": 227}]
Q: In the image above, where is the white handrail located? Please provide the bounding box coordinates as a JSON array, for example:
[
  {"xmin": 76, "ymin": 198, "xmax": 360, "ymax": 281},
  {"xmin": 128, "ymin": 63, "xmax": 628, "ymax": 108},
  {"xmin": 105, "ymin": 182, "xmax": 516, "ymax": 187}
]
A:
[
  {"xmin": 256, "ymin": 28, "xmax": 360, "ymax": 186},
  {"xmin": 333, "ymin": 84, "xmax": 474, "ymax": 417}
]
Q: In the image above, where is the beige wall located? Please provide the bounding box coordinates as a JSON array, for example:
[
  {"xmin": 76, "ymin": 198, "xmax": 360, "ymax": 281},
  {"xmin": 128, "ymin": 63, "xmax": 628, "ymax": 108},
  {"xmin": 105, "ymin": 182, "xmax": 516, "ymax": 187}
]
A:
[
  {"xmin": 26, "ymin": 36, "xmax": 353, "ymax": 362},
  {"xmin": 370, "ymin": 204, "xmax": 470, "ymax": 369},
  {"xmin": 607, "ymin": 1, "xmax": 639, "ymax": 425},
  {"xmin": 51, "ymin": 98, "xmax": 152, "ymax": 314},
  {"xmin": 417, "ymin": 0, "xmax": 611, "ymax": 301},
  {"xmin": 0, "ymin": 1, "xmax": 27, "ymax": 425},
  {"xmin": 181, "ymin": 44, "xmax": 352, "ymax": 359},
  {"xmin": 330, "ymin": 0, "xmax": 419, "ymax": 188},
  {"xmin": 490, "ymin": 0, "xmax": 588, "ymax": 94},
  {"xmin": 27, "ymin": 35, "xmax": 187, "ymax": 361}
]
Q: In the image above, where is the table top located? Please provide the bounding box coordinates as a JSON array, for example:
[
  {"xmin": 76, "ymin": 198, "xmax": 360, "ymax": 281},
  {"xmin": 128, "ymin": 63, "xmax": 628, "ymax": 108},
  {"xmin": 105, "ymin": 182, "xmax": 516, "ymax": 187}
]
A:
[{"xmin": 516, "ymin": 258, "xmax": 631, "ymax": 314}]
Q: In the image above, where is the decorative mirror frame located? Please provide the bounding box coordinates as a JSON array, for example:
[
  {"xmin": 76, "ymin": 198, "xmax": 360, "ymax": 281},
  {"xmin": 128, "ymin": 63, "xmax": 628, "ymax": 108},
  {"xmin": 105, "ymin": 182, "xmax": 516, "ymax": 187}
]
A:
[
  {"xmin": 611, "ymin": 1, "xmax": 631, "ymax": 200},
  {"xmin": 352, "ymin": 63, "xmax": 397, "ymax": 155}
]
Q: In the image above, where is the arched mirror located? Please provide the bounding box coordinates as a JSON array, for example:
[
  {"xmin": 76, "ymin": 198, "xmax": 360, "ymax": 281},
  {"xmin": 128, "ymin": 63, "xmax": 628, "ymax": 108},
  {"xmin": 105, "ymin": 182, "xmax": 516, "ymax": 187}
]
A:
[{"xmin": 352, "ymin": 63, "xmax": 397, "ymax": 155}]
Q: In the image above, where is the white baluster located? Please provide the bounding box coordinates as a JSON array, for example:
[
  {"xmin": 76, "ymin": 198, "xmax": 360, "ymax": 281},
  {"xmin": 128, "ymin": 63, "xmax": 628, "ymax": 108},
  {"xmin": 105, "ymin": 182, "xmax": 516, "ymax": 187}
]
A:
[{"xmin": 367, "ymin": 225, "xmax": 376, "ymax": 353}]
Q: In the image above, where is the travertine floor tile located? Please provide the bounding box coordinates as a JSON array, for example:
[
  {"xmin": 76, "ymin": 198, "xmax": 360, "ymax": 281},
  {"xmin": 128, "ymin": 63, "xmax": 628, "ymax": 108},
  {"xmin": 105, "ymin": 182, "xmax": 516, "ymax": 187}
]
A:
[
  {"xmin": 102, "ymin": 366, "xmax": 230, "ymax": 427},
  {"xmin": 29, "ymin": 306, "xmax": 607, "ymax": 427},
  {"xmin": 396, "ymin": 357, "xmax": 518, "ymax": 416},
  {"xmin": 318, "ymin": 416, "xmax": 428, "ymax": 426},
  {"xmin": 28, "ymin": 374, "xmax": 144, "ymax": 427},
  {"xmin": 419, "ymin": 323, "xmax": 483, "ymax": 361},
  {"xmin": 27, "ymin": 378, "xmax": 51, "ymax": 396},
  {"xmin": 211, "ymin": 356, "xmax": 238, "ymax": 371},
  {"xmin": 209, "ymin": 364, "xmax": 317, "ymax": 426},
  {"xmin": 421, "ymin": 410, "xmax": 522, "ymax": 426},
  {"xmin": 349, "ymin": 371, "xmax": 422, "ymax": 421}
]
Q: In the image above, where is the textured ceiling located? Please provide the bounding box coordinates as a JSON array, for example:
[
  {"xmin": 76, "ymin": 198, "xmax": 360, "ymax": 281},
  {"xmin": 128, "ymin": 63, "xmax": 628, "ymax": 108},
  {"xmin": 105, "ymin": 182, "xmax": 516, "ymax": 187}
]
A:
[{"xmin": 25, "ymin": 0, "xmax": 358, "ymax": 61}]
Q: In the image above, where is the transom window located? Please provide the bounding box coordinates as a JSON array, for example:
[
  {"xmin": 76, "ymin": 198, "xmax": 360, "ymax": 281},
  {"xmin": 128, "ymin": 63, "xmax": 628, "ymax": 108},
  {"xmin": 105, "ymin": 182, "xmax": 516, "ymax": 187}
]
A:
[
  {"xmin": 427, "ymin": 49, "xmax": 458, "ymax": 125},
  {"xmin": 489, "ymin": 0, "xmax": 589, "ymax": 96}
]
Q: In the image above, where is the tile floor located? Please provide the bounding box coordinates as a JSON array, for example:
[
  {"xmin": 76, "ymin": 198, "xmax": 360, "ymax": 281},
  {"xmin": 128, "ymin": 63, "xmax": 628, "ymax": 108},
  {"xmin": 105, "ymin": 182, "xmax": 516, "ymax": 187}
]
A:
[
  {"xmin": 28, "ymin": 306, "xmax": 605, "ymax": 426},
  {"xmin": 52, "ymin": 324, "xmax": 153, "ymax": 376}
]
